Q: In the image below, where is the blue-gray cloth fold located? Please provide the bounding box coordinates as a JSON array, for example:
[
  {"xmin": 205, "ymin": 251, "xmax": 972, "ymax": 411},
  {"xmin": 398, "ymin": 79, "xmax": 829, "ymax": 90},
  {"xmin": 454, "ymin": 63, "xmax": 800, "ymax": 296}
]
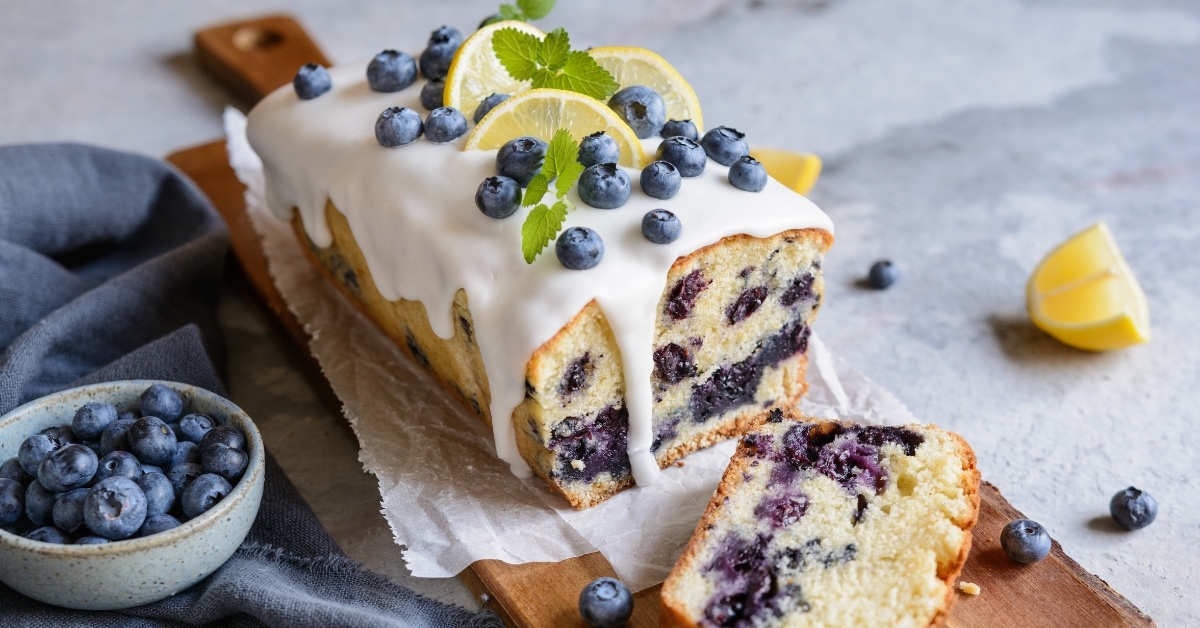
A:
[{"xmin": 0, "ymin": 143, "xmax": 502, "ymax": 628}]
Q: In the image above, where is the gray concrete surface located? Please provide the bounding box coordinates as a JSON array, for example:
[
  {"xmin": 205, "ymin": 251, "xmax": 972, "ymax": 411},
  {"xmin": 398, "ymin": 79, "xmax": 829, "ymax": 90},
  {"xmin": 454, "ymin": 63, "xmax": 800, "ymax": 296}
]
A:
[{"xmin": 3, "ymin": 0, "xmax": 1197, "ymax": 624}]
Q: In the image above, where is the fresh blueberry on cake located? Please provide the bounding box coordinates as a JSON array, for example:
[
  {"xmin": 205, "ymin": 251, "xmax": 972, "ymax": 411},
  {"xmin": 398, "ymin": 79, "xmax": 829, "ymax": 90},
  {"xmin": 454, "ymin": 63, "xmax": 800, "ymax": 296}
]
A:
[
  {"xmin": 578, "ymin": 163, "xmax": 632, "ymax": 209},
  {"xmin": 609, "ymin": 85, "xmax": 667, "ymax": 139},
  {"xmin": 496, "ymin": 136, "xmax": 547, "ymax": 186},
  {"xmin": 419, "ymin": 78, "xmax": 445, "ymax": 110},
  {"xmin": 642, "ymin": 209, "xmax": 682, "ymax": 244},
  {"xmin": 661, "ymin": 410, "xmax": 980, "ymax": 627},
  {"xmin": 375, "ymin": 106, "xmax": 424, "ymax": 147},
  {"xmin": 475, "ymin": 176, "xmax": 522, "ymax": 219},
  {"xmin": 424, "ymin": 107, "xmax": 468, "ymax": 143},
  {"xmin": 701, "ymin": 127, "xmax": 750, "ymax": 167},
  {"xmin": 641, "ymin": 161, "xmax": 682, "ymax": 200},
  {"xmin": 662, "ymin": 119, "xmax": 700, "ymax": 141},
  {"xmin": 578, "ymin": 131, "xmax": 622, "ymax": 168},
  {"xmin": 728, "ymin": 156, "xmax": 768, "ymax": 193},
  {"xmin": 556, "ymin": 227, "xmax": 605, "ymax": 270},
  {"xmin": 367, "ymin": 49, "xmax": 418, "ymax": 93},
  {"xmin": 657, "ymin": 136, "xmax": 707, "ymax": 177},
  {"xmin": 419, "ymin": 26, "xmax": 462, "ymax": 80},
  {"xmin": 473, "ymin": 93, "xmax": 510, "ymax": 123},
  {"xmin": 292, "ymin": 63, "xmax": 332, "ymax": 100}
]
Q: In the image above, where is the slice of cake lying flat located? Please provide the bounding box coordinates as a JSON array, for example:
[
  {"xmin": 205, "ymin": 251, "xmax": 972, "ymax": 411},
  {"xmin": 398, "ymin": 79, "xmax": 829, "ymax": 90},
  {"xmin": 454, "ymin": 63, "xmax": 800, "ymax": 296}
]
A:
[
  {"xmin": 245, "ymin": 26, "xmax": 833, "ymax": 508},
  {"xmin": 661, "ymin": 409, "xmax": 980, "ymax": 627}
]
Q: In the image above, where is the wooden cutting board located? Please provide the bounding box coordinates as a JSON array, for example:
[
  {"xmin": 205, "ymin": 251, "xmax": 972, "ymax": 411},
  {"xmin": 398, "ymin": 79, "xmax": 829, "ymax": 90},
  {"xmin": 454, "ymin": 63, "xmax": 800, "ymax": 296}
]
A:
[{"xmin": 168, "ymin": 15, "xmax": 1155, "ymax": 627}]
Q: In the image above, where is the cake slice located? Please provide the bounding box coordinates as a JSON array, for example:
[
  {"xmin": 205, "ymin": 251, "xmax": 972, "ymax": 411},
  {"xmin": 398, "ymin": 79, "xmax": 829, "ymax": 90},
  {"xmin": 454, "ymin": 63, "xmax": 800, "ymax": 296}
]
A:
[{"xmin": 661, "ymin": 409, "xmax": 980, "ymax": 627}]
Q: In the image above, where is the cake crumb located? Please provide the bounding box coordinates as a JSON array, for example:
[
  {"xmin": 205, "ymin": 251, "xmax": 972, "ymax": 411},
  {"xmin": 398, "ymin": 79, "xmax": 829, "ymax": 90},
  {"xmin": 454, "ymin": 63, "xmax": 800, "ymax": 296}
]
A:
[
  {"xmin": 958, "ymin": 582, "xmax": 981, "ymax": 596},
  {"xmin": 676, "ymin": 461, "xmax": 685, "ymax": 467},
  {"xmin": 571, "ymin": 459, "xmax": 585, "ymax": 470}
]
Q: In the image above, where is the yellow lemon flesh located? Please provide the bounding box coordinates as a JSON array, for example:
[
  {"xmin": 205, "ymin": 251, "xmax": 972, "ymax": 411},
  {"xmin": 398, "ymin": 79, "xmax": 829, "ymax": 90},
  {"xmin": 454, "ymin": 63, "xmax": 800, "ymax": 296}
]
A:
[
  {"xmin": 748, "ymin": 148, "xmax": 823, "ymax": 195},
  {"xmin": 444, "ymin": 20, "xmax": 545, "ymax": 121},
  {"xmin": 464, "ymin": 88, "xmax": 647, "ymax": 168},
  {"xmin": 1027, "ymin": 222, "xmax": 1150, "ymax": 351},
  {"xmin": 588, "ymin": 46, "xmax": 703, "ymax": 132}
]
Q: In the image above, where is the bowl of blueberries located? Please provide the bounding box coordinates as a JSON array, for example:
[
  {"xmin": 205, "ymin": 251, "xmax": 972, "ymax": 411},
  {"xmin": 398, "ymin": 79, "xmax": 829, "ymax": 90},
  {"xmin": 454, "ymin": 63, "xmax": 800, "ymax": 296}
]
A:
[{"xmin": 0, "ymin": 380, "xmax": 264, "ymax": 610}]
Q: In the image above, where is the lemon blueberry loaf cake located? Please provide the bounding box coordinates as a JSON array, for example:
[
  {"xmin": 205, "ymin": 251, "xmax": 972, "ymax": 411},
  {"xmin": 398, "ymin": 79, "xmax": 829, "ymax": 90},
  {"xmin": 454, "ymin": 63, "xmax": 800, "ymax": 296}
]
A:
[
  {"xmin": 661, "ymin": 409, "xmax": 980, "ymax": 627},
  {"xmin": 246, "ymin": 21, "xmax": 833, "ymax": 508}
]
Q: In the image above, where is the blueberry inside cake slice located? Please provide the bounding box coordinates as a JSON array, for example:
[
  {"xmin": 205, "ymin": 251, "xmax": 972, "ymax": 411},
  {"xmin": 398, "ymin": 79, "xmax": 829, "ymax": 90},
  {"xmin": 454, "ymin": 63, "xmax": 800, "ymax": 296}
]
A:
[{"xmin": 661, "ymin": 409, "xmax": 980, "ymax": 628}]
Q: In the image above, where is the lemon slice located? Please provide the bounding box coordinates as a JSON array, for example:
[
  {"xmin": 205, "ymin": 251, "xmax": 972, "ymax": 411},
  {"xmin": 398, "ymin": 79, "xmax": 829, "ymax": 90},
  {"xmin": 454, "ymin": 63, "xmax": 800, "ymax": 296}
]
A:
[
  {"xmin": 588, "ymin": 46, "xmax": 703, "ymax": 131},
  {"xmin": 749, "ymin": 148, "xmax": 822, "ymax": 195},
  {"xmin": 444, "ymin": 20, "xmax": 545, "ymax": 121},
  {"xmin": 1027, "ymin": 222, "xmax": 1150, "ymax": 351},
  {"xmin": 464, "ymin": 88, "xmax": 647, "ymax": 168}
]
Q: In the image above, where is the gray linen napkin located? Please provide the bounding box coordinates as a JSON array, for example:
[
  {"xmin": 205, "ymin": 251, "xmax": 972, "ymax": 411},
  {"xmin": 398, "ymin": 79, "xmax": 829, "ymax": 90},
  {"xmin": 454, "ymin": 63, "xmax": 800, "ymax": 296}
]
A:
[{"xmin": 0, "ymin": 143, "xmax": 503, "ymax": 627}]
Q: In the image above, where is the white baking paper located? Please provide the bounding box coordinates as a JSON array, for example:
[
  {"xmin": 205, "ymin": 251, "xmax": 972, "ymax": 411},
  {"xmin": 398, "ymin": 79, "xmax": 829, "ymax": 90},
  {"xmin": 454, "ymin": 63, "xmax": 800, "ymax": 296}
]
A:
[{"xmin": 224, "ymin": 108, "xmax": 917, "ymax": 592}]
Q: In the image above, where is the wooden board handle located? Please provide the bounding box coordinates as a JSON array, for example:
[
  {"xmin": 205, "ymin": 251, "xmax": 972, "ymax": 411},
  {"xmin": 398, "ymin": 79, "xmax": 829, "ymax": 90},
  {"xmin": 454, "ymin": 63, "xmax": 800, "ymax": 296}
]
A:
[{"xmin": 194, "ymin": 14, "xmax": 330, "ymax": 105}]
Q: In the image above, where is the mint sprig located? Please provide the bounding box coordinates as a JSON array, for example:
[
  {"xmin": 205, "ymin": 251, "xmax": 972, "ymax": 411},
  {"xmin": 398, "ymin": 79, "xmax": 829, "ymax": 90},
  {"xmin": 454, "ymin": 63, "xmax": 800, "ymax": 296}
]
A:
[
  {"xmin": 520, "ymin": 129, "xmax": 585, "ymax": 263},
  {"xmin": 493, "ymin": 27, "xmax": 619, "ymax": 101},
  {"xmin": 497, "ymin": 0, "xmax": 556, "ymax": 22}
]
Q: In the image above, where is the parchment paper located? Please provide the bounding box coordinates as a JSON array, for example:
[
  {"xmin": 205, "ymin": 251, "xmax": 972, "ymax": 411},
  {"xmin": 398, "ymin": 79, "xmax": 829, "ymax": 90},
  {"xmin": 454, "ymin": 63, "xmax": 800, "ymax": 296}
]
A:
[{"xmin": 225, "ymin": 109, "xmax": 917, "ymax": 592}]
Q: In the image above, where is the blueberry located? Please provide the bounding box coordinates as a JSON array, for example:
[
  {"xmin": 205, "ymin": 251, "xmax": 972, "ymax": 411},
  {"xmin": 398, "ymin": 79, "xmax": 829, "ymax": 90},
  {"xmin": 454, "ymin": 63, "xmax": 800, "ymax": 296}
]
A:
[
  {"xmin": 18, "ymin": 433, "xmax": 57, "ymax": 476},
  {"xmin": 94, "ymin": 451, "xmax": 140, "ymax": 484},
  {"xmin": 642, "ymin": 209, "xmax": 681, "ymax": 244},
  {"xmin": 640, "ymin": 161, "xmax": 681, "ymax": 200},
  {"xmin": 578, "ymin": 577, "xmax": 634, "ymax": 628},
  {"xmin": 139, "ymin": 514, "xmax": 182, "ymax": 537},
  {"xmin": 293, "ymin": 63, "xmax": 332, "ymax": 100},
  {"xmin": 867, "ymin": 260, "xmax": 897, "ymax": 289},
  {"xmin": 555, "ymin": 227, "xmax": 605, "ymax": 270},
  {"xmin": 0, "ymin": 478, "xmax": 23, "ymax": 525},
  {"xmin": 38, "ymin": 444, "xmax": 98, "ymax": 492},
  {"xmin": 171, "ymin": 440, "xmax": 200, "ymax": 468},
  {"xmin": 1001, "ymin": 518, "xmax": 1052, "ymax": 564},
  {"xmin": 25, "ymin": 481, "xmax": 59, "ymax": 526},
  {"xmin": 84, "ymin": 476, "xmax": 148, "ymax": 540},
  {"xmin": 661, "ymin": 119, "xmax": 699, "ymax": 141},
  {"xmin": 138, "ymin": 472, "xmax": 175, "ymax": 518},
  {"xmin": 496, "ymin": 136, "xmax": 547, "ymax": 186},
  {"xmin": 40, "ymin": 425, "xmax": 80, "ymax": 447},
  {"xmin": 425, "ymin": 107, "xmax": 468, "ymax": 142},
  {"xmin": 475, "ymin": 176, "xmax": 522, "ymax": 219},
  {"xmin": 75, "ymin": 536, "xmax": 110, "ymax": 545},
  {"xmin": 366, "ymin": 49, "xmax": 417, "ymax": 92},
  {"xmin": 700, "ymin": 126, "xmax": 749, "ymax": 166},
  {"xmin": 129, "ymin": 416, "xmax": 177, "ymax": 467},
  {"xmin": 26, "ymin": 526, "xmax": 70, "ymax": 544},
  {"xmin": 608, "ymin": 85, "xmax": 666, "ymax": 139},
  {"xmin": 1, "ymin": 457, "xmax": 32, "ymax": 484},
  {"xmin": 167, "ymin": 463, "xmax": 204, "ymax": 500},
  {"xmin": 1110, "ymin": 487, "xmax": 1157, "ymax": 530},
  {"xmin": 656, "ymin": 136, "xmax": 706, "ymax": 177},
  {"xmin": 71, "ymin": 402, "xmax": 118, "ymax": 441},
  {"xmin": 578, "ymin": 163, "xmax": 632, "ymax": 209},
  {"xmin": 178, "ymin": 413, "xmax": 214, "ymax": 444},
  {"xmin": 420, "ymin": 26, "xmax": 462, "ymax": 80},
  {"xmin": 375, "ymin": 106, "xmax": 424, "ymax": 147},
  {"xmin": 578, "ymin": 131, "xmax": 621, "ymax": 168},
  {"xmin": 201, "ymin": 443, "xmax": 249, "ymax": 483},
  {"xmin": 420, "ymin": 78, "xmax": 445, "ymax": 110},
  {"xmin": 52, "ymin": 487, "xmax": 90, "ymax": 534},
  {"xmin": 140, "ymin": 384, "xmax": 184, "ymax": 422},
  {"xmin": 181, "ymin": 473, "xmax": 233, "ymax": 520},
  {"xmin": 473, "ymin": 93, "xmax": 510, "ymax": 123},
  {"xmin": 199, "ymin": 425, "xmax": 246, "ymax": 452},
  {"xmin": 98, "ymin": 418, "xmax": 136, "ymax": 456},
  {"xmin": 728, "ymin": 155, "xmax": 768, "ymax": 192}
]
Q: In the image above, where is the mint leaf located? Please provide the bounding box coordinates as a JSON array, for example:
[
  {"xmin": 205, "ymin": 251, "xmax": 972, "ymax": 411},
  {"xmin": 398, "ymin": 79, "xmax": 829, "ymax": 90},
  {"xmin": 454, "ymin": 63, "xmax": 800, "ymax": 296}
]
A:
[
  {"xmin": 543, "ymin": 129, "xmax": 585, "ymax": 198},
  {"xmin": 555, "ymin": 159, "xmax": 585, "ymax": 198},
  {"xmin": 540, "ymin": 28, "xmax": 571, "ymax": 72},
  {"xmin": 521, "ymin": 202, "xmax": 568, "ymax": 263},
  {"xmin": 492, "ymin": 28, "xmax": 542, "ymax": 81},
  {"xmin": 498, "ymin": 4, "xmax": 525, "ymax": 21},
  {"xmin": 524, "ymin": 173, "xmax": 551, "ymax": 207},
  {"xmin": 517, "ymin": 0, "xmax": 555, "ymax": 20},
  {"xmin": 548, "ymin": 51, "xmax": 620, "ymax": 101}
]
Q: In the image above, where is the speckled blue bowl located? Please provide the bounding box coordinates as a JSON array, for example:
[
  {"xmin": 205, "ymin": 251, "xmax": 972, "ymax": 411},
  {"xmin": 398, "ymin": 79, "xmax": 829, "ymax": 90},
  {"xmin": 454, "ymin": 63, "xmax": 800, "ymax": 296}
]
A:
[{"xmin": 0, "ymin": 380, "xmax": 265, "ymax": 610}]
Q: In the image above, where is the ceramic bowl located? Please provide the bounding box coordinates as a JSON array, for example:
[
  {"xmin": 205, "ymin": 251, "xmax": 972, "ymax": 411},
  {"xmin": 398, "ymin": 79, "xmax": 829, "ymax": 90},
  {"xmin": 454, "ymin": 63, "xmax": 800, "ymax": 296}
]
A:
[{"xmin": 0, "ymin": 380, "xmax": 265, "ymax": 610}]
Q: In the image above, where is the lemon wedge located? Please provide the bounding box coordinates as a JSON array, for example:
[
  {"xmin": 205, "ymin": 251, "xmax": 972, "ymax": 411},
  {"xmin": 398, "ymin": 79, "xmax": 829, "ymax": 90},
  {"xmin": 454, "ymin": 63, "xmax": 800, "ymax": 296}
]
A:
[
  {"xmin": 1027, "ymin": 222, "xmax": 1150, "ymax": 351},
  {"xmin": 588, "ymin": 46, "xmax": 703, "ymax": 131},
  {"xmin": 464, "ymin": 88, "xmax": 647, "ymax": 168},
  {"xmin": 748, "ymin": 148, "xmax": 822, "ymax": 195},
  {"xmin": 444, "ymin": 20, "xmax": 545, "ymax": 121}
]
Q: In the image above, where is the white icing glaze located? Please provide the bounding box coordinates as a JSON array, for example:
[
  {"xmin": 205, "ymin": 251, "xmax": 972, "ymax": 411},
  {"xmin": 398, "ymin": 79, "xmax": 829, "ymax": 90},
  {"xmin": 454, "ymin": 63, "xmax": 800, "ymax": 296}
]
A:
[{"xmin": 246, "ymin": 61, "xmax": 833, "ymax": 487}]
